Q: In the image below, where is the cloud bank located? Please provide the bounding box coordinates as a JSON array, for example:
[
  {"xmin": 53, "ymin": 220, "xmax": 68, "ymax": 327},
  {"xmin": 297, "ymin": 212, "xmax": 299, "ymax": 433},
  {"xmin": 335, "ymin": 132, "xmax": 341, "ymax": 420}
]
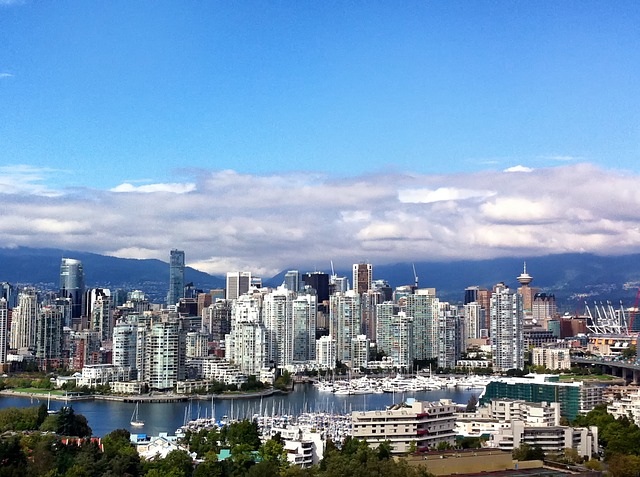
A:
[{"xmin": 0, "ymin": 163, "xmax": 639, "ymax": 276}]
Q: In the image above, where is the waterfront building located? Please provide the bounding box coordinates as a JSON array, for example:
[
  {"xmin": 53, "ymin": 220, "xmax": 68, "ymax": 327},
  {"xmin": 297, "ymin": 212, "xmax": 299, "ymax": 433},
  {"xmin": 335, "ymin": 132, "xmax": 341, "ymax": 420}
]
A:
[
  {"xmin": 350, "ymin": 334, "xmax": 369, "ymax": 369},
  {"xmin": 60, "ymin": 258, "xmax": 85, "ymax": 320},
  {"xmin": 329, "ymin": 291, "xmax": 362, "ymax": 363},
  {"xmin": 405, "ymin": 289, "xmax": 439, "ymax": 361},
  {"xmin": 352, "ymin": 262, "xmax": 373, "ymax": 294},
  {"xmin": 226, "ymin": 271, "xmax": 252, "ymax": 300},
  {"xmin": 387, "ymin": 311, "xmax": 413, "ymax": 369},
  {"xmin": 226, "ymin": 320, "xmax": 268, "ymax": 376},
  {"xmin": 77, "ymin": 363, "xmax": 132, "ymax": 387},
  {"xmin": 263, "ymin": 286, "xmax": 295, "ymax": 369},
  {"xmin": 200, "ymin": 357, "xmax": 248, "ymax": 385},
  {"xmin": 113, "ymin": 319, "xmax": 139, "ymax": 375},
  {"xmin": 491, "ymin": 420, "xmax": 598, "ymax": 459},
  {"xmin": 315, "ymin": 335, "xmax": 336, "ymax": 369},
  {"xmin": 480, "ymin": 375, "xmax": 604, "ymax": 421},
  {"xmin": 9, "ymin": 287, "xmax": 38, "ymax": 350},
  {"xmin": 35, "ymin": 305, "xmax": 65, "ymax": 370},
  {"xmin": 144, "ymin": 317, "xmax": 186, "ymax": 390},
  {"xmin": 292, "ymin": 291, "xmax": 317, "ymax": 362},
  {"xmin": 437, "ymin": 304, "xmax": 460, "ymax": 369},
  {"xmin": 284, "ymin": 270, "xmax": 301, "ymax": 292},
  {"xmin": 490, "ymin": 283, "xmax": 524, "ymax": 371},
  {"xmin": 351, "ymin": 398, "xmax": 456, "ymax": 454},
  {"xmin": 0, "ymin": 298, "xmax": 7, "ymax": 367},
  {"xmin": 167, "ymin": 249, "xmax": 185, "ymax": 306},
  {"xmin": 375, "ymin": 302, "xmax": 400, "ymax": 356}
]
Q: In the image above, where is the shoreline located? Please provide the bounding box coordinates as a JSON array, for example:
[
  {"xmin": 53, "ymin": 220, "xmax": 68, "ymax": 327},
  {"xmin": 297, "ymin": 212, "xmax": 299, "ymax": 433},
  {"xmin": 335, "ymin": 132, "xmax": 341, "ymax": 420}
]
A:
[{"xmin": 0, "ymin": 387, "xmax": 283, "ymax": 404}]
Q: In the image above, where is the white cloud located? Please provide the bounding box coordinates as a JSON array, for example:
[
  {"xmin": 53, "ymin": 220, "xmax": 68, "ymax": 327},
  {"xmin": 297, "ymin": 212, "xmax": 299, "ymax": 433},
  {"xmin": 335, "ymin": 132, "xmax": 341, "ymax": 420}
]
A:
[
  {"xmin": 1, "ymin": 163, "xmax": 640, "ymax": 275},
  {"xmin": 110, "ymin": 182, "xmax": 197, "ymax": 194},
  {"xmin": 503, "ymin": 165, "xmax": 534, "ymax": 173},
  {"xmin": 0, "ymin": 73, "xmax": 13, "ymax": 78}
]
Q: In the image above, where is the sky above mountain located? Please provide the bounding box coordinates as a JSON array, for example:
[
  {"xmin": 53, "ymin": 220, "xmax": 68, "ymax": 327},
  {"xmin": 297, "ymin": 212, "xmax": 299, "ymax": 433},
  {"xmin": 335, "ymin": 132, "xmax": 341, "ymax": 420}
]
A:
[{"xmin": 0, "ymin": 1, "xmax": 639, "ymax": 275}]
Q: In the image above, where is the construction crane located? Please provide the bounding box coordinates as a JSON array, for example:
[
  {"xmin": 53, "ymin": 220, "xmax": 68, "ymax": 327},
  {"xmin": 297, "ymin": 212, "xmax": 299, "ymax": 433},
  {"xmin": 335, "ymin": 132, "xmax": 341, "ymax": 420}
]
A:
[{"xmin": 412, "ymin": 263, "xmax": 419, "ymax": 289}]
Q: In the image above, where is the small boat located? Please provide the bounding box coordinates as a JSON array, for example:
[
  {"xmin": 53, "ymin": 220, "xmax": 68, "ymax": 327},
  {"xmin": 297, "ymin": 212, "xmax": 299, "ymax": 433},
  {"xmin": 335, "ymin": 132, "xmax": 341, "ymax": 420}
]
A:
[{"xmin": 130, "ymin": 403, "xmax": 144, "ymax": 427}]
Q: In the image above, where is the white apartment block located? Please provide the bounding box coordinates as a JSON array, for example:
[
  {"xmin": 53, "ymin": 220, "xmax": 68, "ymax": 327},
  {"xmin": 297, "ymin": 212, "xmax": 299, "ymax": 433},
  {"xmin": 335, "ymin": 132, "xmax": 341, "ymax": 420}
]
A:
[
  {"xmin": 608, "ymin": 388, "xmax": 640, "ymax": 426},
  {"xmin": 315, "ymin": 336, "xmax": 336, "ymax": 369},
  {"xmin": 0, "ymin": 298, "xmax": 7, "ymax": 366},
  {"xmin": 350, "ymin": 334, "xmax": 369, "ymax": 369},
  {"xmin": 263, "ymin": 286, "xmax": 294, "ymax": 369},
  {"xmin": 186, "ymin": 331, "xmax": 209, "ymax": 358},
  {"xmin": 491, "ymin": 420, "xmax": 598, "ymax": 459},
  {"xmin": 351, "ymin": 398, "xmax": 456, "ymax": 454},
  {"xmin": 78, "ymin": 364, "xmax": 132, "ymax": 387},
  {"xmin": 531, "ymin": 346, "xmax": 571, "ymax": 370}
]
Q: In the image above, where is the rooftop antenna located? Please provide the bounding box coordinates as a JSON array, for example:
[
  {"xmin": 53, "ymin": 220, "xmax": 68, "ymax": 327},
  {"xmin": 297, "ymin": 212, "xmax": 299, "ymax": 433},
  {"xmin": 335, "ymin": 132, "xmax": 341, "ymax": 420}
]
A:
[{"xmin": 412, "ymin": 263, "xmax": 419, "ymax": 289}]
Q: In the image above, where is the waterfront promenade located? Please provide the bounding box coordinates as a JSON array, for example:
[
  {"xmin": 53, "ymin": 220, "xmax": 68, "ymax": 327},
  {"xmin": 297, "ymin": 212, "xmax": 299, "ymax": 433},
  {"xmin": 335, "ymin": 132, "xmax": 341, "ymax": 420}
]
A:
[{"xmin": 0, "ymin": 387, "xmax": 279, "ymax": 403}]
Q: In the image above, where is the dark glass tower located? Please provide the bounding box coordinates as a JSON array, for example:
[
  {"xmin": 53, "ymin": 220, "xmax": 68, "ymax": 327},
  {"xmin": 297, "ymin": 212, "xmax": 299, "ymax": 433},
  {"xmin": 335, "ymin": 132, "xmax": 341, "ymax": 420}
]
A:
[
  {"xmin": 167, "ymin": 249, "xmax": 185, "ymax": 306},
  {"xmin": 60, "ymin": 258, "xmax": 85, "ymax": 319}
]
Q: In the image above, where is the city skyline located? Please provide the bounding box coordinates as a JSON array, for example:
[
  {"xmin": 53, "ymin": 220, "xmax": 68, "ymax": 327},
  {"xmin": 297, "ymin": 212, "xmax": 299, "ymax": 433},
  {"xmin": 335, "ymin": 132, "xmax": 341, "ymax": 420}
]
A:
[{"xmin": 0, "ymin": 2, "xmax": 639, "ymax": 275}]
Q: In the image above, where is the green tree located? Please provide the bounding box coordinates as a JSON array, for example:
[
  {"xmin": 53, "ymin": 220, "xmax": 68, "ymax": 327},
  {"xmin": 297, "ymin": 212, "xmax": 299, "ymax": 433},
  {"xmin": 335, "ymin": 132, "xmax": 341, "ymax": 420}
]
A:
[
  {"xmin": 607, "ymin": 453, "xmax": 640, "ymax": 477},
  {"xmin": 223, "ymin": 419, "xmax": 261, "ymax": 450},
  {"xmin": 258, "ymin": 437, "xmax": 289, "ymax": 471}
]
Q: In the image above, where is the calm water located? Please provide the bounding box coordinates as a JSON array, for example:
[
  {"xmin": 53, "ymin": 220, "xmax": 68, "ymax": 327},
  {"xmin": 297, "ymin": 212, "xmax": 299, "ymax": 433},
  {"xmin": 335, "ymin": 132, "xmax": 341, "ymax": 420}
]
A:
[{"xmin": 0, "ymin": 384, "xmax": 479, "ymax": 437}]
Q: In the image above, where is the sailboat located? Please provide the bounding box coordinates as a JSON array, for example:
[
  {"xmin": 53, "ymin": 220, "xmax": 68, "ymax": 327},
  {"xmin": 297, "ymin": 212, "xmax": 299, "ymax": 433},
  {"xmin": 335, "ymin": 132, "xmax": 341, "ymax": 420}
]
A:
[
  {"xmin": 130, "ymin": 403, "xmax": 144, "ymax": 427},
  {"xmin": 47, "ymin": 392, "xmax": 58, "ymax": 414}
]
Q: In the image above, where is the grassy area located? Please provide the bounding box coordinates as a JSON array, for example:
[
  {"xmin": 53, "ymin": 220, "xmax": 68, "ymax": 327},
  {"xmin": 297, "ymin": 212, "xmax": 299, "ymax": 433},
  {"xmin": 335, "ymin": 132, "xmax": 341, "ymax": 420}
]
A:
[
  {"xmin": 558, "ymin": 374, "xmax": 616, "ymax": 381},
  {"xmin": 11, "ymin": 388, "xmax": 66, "ymax": 395}
]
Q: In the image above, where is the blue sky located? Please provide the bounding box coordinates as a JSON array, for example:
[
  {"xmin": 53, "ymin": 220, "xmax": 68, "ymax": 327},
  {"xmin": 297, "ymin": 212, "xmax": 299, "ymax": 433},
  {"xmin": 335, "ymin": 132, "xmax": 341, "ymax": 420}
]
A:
[{"xmin": 0, "ymin": 1, "xmax": 639, "ymax": 274}]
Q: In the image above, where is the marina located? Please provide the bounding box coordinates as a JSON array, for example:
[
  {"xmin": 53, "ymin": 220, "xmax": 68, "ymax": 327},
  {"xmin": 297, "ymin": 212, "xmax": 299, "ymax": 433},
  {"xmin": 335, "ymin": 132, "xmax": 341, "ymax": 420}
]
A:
[{"xmin": 0, "ymin": 382, "xmax": 479, "ymax": 437}]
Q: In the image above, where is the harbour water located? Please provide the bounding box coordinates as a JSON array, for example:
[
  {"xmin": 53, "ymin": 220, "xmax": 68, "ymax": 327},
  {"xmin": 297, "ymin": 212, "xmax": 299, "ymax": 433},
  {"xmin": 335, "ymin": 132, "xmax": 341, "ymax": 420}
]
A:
[{"xmin": 0, "ymin": 384, "xmax": 479, "ymax": 437}]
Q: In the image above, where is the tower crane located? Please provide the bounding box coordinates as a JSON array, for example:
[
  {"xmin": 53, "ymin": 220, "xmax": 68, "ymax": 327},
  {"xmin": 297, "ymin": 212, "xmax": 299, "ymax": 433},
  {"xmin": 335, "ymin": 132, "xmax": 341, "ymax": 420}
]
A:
[{"xmin": 412, "ymin": 263, "xmax": 419, "ymax": 289}]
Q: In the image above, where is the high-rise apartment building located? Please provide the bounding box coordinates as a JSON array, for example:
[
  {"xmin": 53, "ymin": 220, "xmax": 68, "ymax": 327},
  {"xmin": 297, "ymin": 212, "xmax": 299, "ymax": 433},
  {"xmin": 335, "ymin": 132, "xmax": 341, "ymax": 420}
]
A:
[
  {"xmin": 226, "ymin": 294, "xmax": 267, "ymax": 375},
  {"xmin": 60, "ymin": 258, "xmax": 85, "ymax": 320},
  {"xmin": 490, "ymin": 283, "xmax": 524, "ymax": 371},
  {"xmin": 10, "ymin": 288, "xmax": 38, "ymax": 350},
  {"xmin": 167, "ymin": 250, "xmax": 186, "ymax": 306},
  {"xmin": 388, "ymin": 311, "xmax": 413, "ymax": 369},
  {"xmin": 263, "ymin": 286, "xmax": 294, "ymax": 369},
  {"xmin": 226, "ymin": 271, "xmax": 252, "ymax": 300},
  {"xmin": 463, "ymin": 302, "xmax": 485, "ymax": 342},
  {"xmin": 316, "ymin": 335, "xmax": 336, "ymax": 369},
  {"xmin": 0, "ymin": 298, "xmax": 7, "ymax": 367},
  {"xmin": 329, "ymin": 291, "xmax": 361, "ymax": 362},
  {"xmin": 292, "ymin": 291, "xmax": 317, "ymax": 362},
  {"xmin": 35, "ymin": 305, "xmax": 65, "ymax": 370},
  {"xmin": 405, "ymin": 289, "xmax": 439, "ymax": 361},
  {"xmin": 375, "ymin": 302, "xmax": 400, "ymax": 356},
  {"xmin": 113, "ymin": 318, "xmax": 139, "ymax": 378},
  {"xmin": 144, "ymin": 317, "xmax": 186, "ymax": 390},
  {"xmin": 88, "ymin": 288, "xmax": 112, "ymax": 341},
  {"xmin": 352, "ymin": 263, "xmax": 373, "ymax": 294}
]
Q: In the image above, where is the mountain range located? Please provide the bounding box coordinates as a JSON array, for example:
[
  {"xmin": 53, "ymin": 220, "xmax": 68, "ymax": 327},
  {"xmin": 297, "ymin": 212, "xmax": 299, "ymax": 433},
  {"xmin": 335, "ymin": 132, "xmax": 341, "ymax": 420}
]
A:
[{"xmin": 0, "ymin": 247, "xmax": 638, "ymax": 311}]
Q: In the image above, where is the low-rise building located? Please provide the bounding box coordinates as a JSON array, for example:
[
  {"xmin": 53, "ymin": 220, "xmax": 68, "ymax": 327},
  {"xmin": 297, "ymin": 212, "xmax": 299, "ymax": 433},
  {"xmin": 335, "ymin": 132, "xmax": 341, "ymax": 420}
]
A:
[
  {"xmin": 607, "ymin": 388, "xmax": 640, "ymax": 426},
  {"xmin": 531, "ymin": 346, "xmax": 571, "ymax": 370},
  {"xmin": 491, "ymin": 420, "xmax": 598, "ymax": 459},
  {"xmin": 77, "ymin": 364, "xmax": 133, "ymax": 388},
  {"xmin": 351, "ymin": 398, "xmax": 456, "ymax": 454}
]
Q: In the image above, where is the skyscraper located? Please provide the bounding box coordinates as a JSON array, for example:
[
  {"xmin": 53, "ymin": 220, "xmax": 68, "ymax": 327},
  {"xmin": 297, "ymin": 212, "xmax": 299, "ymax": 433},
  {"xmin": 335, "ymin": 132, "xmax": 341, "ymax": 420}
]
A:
[
  {"xmin": 490, "ymin": 282, "xmax": 524, "ymax": 371},
  {"xmin": 405, "ymin": 289, "xmax": 439, "ymax": 361},
  {"xmin": 329, "ymin": 290, "xmax": 361, "ymax": 362},
  {"xmin": 352, "ymin": 262, "xmax": 373, "ymax": 294},
  {"xmin": 226, "ymin": 271, "xmax": 251, "ymax": 300},
  {"xmin": 10, "ymin": 288, "xmax": 38, "ymax": 350},
  {"xmin": 167, "ymin": 249, "xmax": 185, "ymax": 306},
  {"xmin": 284, "ymin": 270, "xmax": 300, "ymax": 292},
  {"xmin": 35, "ymin": 305, "xmax": 64, "ymax": 370},
  {"xmin": 0, "ymin": 298, "xmax": 7, "ymax": 367},
  {"xmin": 60, "ymin": 258, "xmax": 85, "ymax": 320}
]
